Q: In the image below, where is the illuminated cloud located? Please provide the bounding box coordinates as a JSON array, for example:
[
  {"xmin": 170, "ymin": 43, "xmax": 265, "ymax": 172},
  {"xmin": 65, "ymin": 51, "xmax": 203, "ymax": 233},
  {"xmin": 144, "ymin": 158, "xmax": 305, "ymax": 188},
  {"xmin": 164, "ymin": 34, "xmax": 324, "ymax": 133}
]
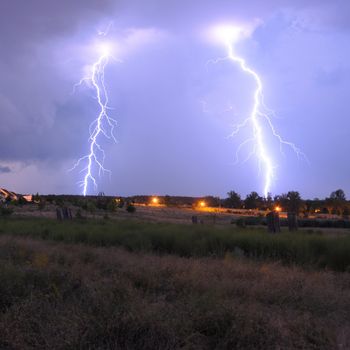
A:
[
  {"xmin": 0, "ymin": 0, "xmax": 349, "ymax": 197},
  {"xmin": 205, "ymin": 20, "xmax": 261, "ymax": 45}
]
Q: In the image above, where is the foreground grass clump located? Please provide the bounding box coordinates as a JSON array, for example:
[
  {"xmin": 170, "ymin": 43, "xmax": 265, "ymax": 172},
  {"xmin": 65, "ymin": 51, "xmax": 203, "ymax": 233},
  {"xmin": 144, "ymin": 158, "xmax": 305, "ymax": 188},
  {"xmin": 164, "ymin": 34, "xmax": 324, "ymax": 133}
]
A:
[
  {"xmin": 0, "ymin": 236, "xmax": 349, "ymax": 349},
  {"xmin": 1, "ymin": 217, "xmax": 350, "ymax": 271}
]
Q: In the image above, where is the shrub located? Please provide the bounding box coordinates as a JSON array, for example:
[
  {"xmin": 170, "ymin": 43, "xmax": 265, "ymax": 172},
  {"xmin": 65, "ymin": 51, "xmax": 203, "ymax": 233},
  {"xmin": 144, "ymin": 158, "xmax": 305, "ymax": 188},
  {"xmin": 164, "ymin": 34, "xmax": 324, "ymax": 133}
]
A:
[
  {"xmin": 38, "ymin": 200, "xmax": 46, "ymax": 210},
  {"xmin": 126, "ymin": 204, "xmax": 136, "ymax": 213},
  {"xmin": 0, "ymin": 206, "xmax": 13, "ymax": 217},
  {"xmin": 236, "ymin": 218, "xmax": 246, "ymax": 228},
  {"xmin": 75, "ymin": 209, "xmax": 84, "ymax": 219}
]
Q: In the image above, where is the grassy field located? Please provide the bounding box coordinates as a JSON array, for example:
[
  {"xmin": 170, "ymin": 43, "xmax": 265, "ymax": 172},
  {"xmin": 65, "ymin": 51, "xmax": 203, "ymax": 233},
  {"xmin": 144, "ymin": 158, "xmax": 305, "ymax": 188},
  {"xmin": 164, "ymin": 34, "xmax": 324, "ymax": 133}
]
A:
[
  {"xmin": 1, "ymin": 217, "xmax": 350, "ymax": 271},
  {"xmin": 0, "ymin": 235, "xmax": 349, "ymax": 349},
  {"xmin": 0, "ymin": 217, "xmax": 349, "ymax": 349}
]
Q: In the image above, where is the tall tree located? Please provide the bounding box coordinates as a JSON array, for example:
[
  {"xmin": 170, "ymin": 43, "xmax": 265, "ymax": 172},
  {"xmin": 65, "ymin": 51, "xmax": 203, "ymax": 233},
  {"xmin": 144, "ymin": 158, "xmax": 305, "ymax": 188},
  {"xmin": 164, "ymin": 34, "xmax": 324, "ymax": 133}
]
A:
[
  {"xmin": 262, "ymin": 193, "xmax": 273, "ymax": 210},
  {"xmin": 274, "ymin": 194, "xmax": 288, "ymax": 210},
  {"xmin": 244, "ymin": 192, "xmax": 263, "ymax": 210},
  {"xmin": 225, "ymin": 191, "xmax": 242, "ymax": 208},
  {"xmin": 327, "ymin": 189, "xmax": 346, "ymax": 215},
  {"xmin": 274, "ymin": 192, "xmax": 302, "ymax": 214},
  {"xmin": 286, "ymin": 191, "xmax": 302, "ymax": 214},
  {"xmin": 330, "ymin": 189, "xmax": 346, "ymax": 201}
]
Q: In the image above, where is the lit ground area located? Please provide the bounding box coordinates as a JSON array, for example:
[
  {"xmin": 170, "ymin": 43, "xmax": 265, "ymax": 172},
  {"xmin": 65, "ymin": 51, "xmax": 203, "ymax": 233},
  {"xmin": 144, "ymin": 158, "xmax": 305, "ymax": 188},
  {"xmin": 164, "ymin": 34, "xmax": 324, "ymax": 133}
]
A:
[{"xmin": 12, "ymin": 203, "xmax": 240, "ymax": 225}]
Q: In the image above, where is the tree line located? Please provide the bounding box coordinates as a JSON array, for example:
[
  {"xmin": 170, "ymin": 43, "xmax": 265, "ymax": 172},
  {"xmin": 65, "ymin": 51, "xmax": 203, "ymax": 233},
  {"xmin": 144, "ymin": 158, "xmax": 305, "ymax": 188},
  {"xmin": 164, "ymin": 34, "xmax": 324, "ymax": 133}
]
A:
[
  {"xmin": 222, "ymin": 189, "xmax": 349, "ymax": 216},
  {"xmin": 13, "ymin": 189, "xmax": 350, "ymax": 217}
]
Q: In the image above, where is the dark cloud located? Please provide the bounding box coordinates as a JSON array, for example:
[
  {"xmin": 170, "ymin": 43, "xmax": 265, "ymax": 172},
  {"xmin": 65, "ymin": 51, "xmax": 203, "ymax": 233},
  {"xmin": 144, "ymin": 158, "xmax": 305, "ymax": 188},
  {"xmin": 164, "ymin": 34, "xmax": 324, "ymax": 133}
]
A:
[
  {"xmin": 0, "ymin": 166, "xmax": 11, "ymax": 174},
  {"xmin": 0, "ymin": 0, "xmax": 349, "ymax": 197}
]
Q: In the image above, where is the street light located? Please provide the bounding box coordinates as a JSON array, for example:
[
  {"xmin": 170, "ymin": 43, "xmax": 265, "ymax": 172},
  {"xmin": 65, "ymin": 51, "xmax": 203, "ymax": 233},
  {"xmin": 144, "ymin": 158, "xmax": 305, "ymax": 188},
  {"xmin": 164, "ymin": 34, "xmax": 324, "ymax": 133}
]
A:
[{"xmin": 151, "ymin": 197, "xmax": 159, "ymax": 205}]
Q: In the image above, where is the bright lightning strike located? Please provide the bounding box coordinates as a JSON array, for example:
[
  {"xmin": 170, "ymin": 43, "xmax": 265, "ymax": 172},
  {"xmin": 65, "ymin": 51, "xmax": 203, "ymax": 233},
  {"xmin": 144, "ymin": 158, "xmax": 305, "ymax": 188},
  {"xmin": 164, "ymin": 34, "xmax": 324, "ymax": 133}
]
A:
[
  {"xmin": 71, "ymin": 42, "xmax": 118, "ymax": 196},
  {"xmin": 209, "ymin": 25, "xmax": 305, "ymax": 197}
]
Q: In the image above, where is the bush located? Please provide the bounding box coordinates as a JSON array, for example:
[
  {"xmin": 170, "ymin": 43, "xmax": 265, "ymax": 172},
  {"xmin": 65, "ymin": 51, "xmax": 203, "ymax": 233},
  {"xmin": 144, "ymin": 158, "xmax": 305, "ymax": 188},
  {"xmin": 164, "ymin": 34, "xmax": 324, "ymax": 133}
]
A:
[
  {"xmin": 0, "ymin": 206, "xmax": 13, "ymax": 217},
  {"xmin": 236, "ymin": 218, "xmax": 246, "ymax": 228},
  {"xmin": 75, "ymin": 209, "xmax": 84, "ymax": 219},
  {"xmin": 126, "ymin": 204, "xmax": 136, "ymax": 213},
  {"xmin": 240, "ymin": 216, "xmax": 350, "ymax": 229},
  {"xmin": 38, "ymin": 200, "xmax": 46, "ymax": 210}
]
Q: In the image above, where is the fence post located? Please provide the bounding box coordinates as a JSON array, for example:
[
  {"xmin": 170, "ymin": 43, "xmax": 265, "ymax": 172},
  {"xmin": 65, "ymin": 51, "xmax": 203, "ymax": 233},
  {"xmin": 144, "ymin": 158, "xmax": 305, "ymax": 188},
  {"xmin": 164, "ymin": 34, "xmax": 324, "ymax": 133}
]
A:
[
  {"xmin": 266, "ymin": 211, "xmax": 281, "ymax": 233},
  {"xmin": 56, "ymin": 208, "xmax": 62, "ymax": 221},
  {"xmin": 287, "ymin": 212, "xmax": 298, "ymax": 231}
]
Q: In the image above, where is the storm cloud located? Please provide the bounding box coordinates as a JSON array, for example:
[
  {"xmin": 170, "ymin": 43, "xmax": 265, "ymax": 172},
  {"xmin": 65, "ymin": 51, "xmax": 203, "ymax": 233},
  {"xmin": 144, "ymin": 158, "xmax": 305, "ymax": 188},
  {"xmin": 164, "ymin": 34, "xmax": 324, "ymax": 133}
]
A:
[
  {"xmin": 0, "ymin": 0, "xmax": 349, "ymax": 197},
  {"xmin": 0, "ymin": 166, "xmax": 11, "ymax": 174}
]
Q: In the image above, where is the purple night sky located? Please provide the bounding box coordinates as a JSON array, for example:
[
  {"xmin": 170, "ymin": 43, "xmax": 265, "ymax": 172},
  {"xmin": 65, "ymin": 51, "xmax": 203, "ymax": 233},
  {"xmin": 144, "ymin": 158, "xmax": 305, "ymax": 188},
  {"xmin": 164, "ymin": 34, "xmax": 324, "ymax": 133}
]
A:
[{"xmin": 0, "ymin": 0, "xmax": 349, "ymax": 198}]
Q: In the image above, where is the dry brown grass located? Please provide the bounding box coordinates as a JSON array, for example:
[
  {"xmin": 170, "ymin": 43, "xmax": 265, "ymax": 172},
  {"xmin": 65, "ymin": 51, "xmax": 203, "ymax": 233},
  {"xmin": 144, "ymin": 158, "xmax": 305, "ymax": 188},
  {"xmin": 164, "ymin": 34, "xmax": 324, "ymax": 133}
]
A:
[
  {"xmin": 0, "ymin": 235, "xmax": 349, "ymax": 349},
  {"xmin": 13, "ymin": 203, "xmax": 236, "ymax": 225}
]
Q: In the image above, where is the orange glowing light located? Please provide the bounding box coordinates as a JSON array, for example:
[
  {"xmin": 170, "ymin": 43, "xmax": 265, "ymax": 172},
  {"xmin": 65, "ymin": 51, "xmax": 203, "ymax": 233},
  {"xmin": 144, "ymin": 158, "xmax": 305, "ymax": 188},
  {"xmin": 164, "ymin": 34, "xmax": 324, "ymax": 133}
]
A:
[
  {"xmin": 199, "ymin": 201, "xmax": 206, "ymax": 208},
  {"xmin": 151, "ymin": 197, "xmax": 159, "ymax": 204},
  {"xmin": 274, "ymin": 206, "xmax": 282, "ymax": 212}
]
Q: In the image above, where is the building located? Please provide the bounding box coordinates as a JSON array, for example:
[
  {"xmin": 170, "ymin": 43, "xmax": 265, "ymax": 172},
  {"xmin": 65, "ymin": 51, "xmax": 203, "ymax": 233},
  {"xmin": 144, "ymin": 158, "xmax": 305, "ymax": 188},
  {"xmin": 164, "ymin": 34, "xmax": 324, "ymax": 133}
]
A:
[{"xmin": 0, "ymin": 188, "xmax": 19, "ymax": 202}]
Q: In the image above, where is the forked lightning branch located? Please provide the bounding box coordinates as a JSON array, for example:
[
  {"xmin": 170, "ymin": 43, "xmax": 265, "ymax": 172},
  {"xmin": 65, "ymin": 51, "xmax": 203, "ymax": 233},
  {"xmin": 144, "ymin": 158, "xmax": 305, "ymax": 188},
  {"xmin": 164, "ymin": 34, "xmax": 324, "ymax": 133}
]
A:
[
  {"xmin": 71, "ymin": 43, "xmax": 117, "ymax": 196},
  {"xmin": 209, "ymin": 25, "xmax": 305, "ymax": 197}
]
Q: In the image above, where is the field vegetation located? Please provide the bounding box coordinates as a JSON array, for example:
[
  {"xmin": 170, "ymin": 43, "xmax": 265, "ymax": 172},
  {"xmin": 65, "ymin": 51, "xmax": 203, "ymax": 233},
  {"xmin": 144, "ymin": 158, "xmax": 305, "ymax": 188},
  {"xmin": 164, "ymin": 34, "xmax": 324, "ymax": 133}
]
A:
[
  {"xmin": 0, "ymin": 235, "xmax": 349, "ymax": 349},
  {"xmin": 0, "ymin": 217, "xmax": 349, "ymax": 271},
  {"xmin": 0, "ymin": 211, "xmax": 349, "ymax": 349}
]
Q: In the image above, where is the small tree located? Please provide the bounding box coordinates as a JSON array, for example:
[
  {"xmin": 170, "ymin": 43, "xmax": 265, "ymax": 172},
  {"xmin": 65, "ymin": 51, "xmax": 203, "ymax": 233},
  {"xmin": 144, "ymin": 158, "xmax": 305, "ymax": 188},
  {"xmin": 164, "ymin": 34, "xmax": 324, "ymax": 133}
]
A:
[
  {"xmin": 126, "ymin": 203, "xmax": 136, "ymax": 213},
  {"xmin": 106, "ymin": 198, "xmax": 117, "ymax": 212}
]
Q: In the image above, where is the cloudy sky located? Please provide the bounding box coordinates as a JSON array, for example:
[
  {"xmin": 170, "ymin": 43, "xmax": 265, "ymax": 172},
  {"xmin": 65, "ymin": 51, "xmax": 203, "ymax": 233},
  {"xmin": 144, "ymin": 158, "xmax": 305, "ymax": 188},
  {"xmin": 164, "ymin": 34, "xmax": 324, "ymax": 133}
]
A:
[{"xmin": 0, "ymin": 0, "xmax": 349, "ymax": 198}]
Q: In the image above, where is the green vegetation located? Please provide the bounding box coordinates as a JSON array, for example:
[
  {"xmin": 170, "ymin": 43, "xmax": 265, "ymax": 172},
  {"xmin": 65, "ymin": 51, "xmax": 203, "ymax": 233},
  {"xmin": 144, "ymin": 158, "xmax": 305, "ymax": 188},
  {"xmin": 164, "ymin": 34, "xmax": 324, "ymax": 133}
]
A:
[
  {"xmin": 233, "ymin": 215, "xmax": 350, "ymax": 229},
  {"xmin": 0, "ymin": 206, "xmax": 13, "ymax": 217},
  {"xmin": 126, "ymin": 203, "xmax": 136, "ymax": 213},
  {"xmin": 1, "ymin": 217, "xmax": 349, "ymax": 271}
]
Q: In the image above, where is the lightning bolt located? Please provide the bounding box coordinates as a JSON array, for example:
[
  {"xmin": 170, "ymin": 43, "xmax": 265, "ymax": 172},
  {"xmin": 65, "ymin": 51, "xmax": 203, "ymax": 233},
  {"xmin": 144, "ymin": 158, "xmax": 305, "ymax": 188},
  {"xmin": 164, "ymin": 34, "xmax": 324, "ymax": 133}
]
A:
[
  {"xmin": 209, "ymin": 26, "xmax": 306, "ymax": 198},
  {"xmin": 71, "ymin": 45, "xmax": 118, "ymax": 196}
]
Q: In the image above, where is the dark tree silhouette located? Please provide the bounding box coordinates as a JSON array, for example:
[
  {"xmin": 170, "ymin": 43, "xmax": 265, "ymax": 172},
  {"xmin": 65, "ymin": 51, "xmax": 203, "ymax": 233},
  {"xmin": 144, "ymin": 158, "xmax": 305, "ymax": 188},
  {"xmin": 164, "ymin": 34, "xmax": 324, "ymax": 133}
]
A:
[
  {"xmin": 274, "ymin": 191, "xmax": 302, "ymax": 214},
  {"xmin": 286, "ymin": 191, "xmax": 302, "ymax": 213},
  {"xmin": 225, "ymin": 191, "xmax": 242, "ymax": 208},
  {"xmin": 326, "ymin": 189, "xmax": 347, "ymax": 215},
  {"xmin": 244, "ymin": 192, "xmax": 263, "ymax": 210}
]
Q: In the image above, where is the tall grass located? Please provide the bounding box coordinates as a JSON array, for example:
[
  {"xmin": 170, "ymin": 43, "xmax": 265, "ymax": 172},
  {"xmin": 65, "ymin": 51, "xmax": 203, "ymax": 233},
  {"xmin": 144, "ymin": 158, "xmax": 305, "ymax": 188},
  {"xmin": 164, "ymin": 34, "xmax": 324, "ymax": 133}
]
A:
[
  {"xmin": 2, "ymin": 236, "xmax": 349, "ymax": 348},
  {"xmin": 0, "ymin": 217, "xmax": 349, "ymax": 271}
]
